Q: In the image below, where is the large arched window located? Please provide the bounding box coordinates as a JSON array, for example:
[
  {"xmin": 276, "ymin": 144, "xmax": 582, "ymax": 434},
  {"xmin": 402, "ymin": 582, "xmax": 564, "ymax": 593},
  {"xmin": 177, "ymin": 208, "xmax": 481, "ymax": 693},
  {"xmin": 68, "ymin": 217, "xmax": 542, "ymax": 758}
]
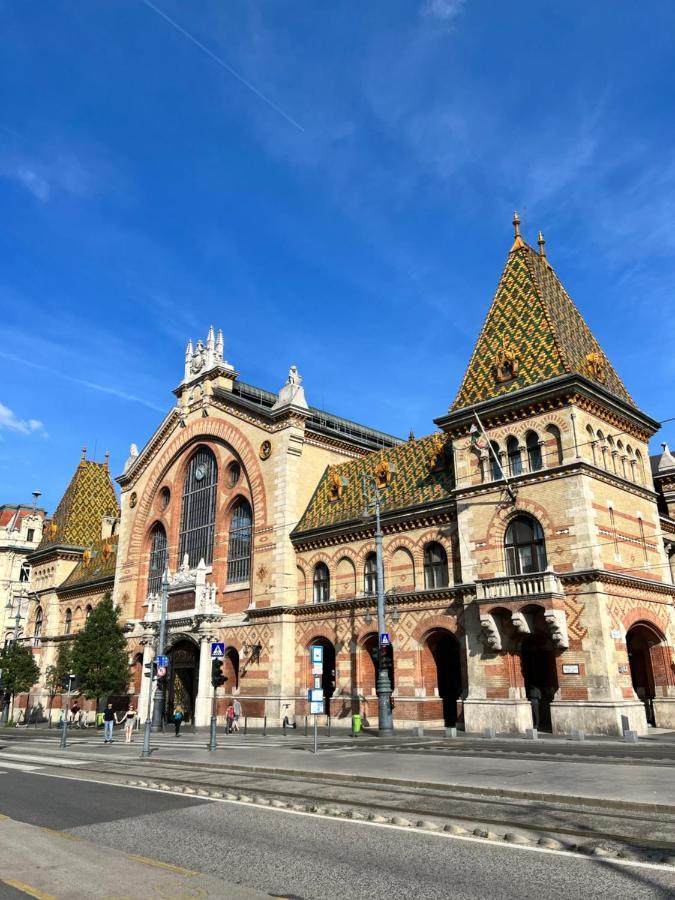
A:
[
  {"xmin": 364, "ymin": 552, "xmax": 378, "ymax": 596},
  {"xmin": 64, "ymin": 608, "xmax": 72, "ymax": 635},
  {"xmin": 33, "ymin": 606, "xmax": 43, "ymax": 647},
  {"xmin": 227, "ymin": 498, "xmax": 252, "ymax": 583},
  {"xmin": 507, "ymin": 437, "xmax": 522, "ymax": 476},
  {"xmin": 313, "ymin": 563, "xmax": 330, "ymax": 603},
  {"xmin": 148, "ymin": 524, "xmax": 168, "ymax": 595},
  {"xmin": 179, "ymin": 447, "xmax": 218, "ymax": 567},
  {"xmin": 424, "ymin": 542, "xmax": 449, "ymax": 589},
  {"xmin": 526, "ymin": 431, "xmax": 542, "ymax": 472},
  {"xmin": 505, "ymin": 515, "xmax": 547, "ymax": 575}
]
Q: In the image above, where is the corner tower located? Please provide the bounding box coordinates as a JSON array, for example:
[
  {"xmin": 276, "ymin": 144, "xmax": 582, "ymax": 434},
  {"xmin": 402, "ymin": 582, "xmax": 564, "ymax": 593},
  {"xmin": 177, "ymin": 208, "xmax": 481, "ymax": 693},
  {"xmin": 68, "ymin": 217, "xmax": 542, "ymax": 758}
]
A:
[{"xmin": 437, "ymin": 216, "xmax": 675, "ymax": 736}]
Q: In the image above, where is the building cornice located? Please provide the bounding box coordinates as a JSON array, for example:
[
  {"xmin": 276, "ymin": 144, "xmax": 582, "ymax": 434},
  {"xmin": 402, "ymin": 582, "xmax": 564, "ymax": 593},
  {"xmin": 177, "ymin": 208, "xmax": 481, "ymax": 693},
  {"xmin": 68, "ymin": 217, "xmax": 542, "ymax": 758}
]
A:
[{"xmin": 559, "ymin": 568, "xmax": 675, "ymax": 597}]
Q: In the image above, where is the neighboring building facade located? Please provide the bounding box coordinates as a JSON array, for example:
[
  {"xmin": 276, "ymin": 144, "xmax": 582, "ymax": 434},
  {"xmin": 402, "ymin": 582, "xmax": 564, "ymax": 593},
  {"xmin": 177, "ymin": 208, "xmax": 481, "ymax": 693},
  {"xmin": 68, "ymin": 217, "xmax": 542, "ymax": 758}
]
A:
[
  {"xmin": 19, "ymin": 452, "xmax": 119, "ymax": 722},
  {"xmin": 1, "ymin": 503, "xmax": 44, "ymax": 646},
  {"xmin": 112, "ymin": 224, "xmax": 675, "ymax": 736}
]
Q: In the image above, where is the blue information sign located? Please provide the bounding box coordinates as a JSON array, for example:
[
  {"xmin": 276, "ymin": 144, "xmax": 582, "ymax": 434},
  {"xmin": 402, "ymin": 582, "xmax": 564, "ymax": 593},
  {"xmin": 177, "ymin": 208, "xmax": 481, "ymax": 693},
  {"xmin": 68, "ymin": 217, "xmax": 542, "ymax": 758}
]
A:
[
  {"xmin": 310, "ymin": 646, "xmax": 324, "ymax": 665},
  {"xmin": 155, "ymin": 655, "xmax": 168, "ymax": 667},
  {"xmin": 379, "ymin": 633, "xmax": 390, "ymax": 647},
  {"xmin": 210, "ymin": 642, "xmax": 225, "ymax": 658}
]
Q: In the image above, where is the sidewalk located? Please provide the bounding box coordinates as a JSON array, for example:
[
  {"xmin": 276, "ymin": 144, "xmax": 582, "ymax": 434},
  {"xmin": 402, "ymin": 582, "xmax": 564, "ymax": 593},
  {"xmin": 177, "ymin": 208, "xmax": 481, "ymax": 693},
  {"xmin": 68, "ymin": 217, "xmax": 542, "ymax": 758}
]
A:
[{"xmin": 7, "ymin": 729, "xmax": 675, "ymax": 812}]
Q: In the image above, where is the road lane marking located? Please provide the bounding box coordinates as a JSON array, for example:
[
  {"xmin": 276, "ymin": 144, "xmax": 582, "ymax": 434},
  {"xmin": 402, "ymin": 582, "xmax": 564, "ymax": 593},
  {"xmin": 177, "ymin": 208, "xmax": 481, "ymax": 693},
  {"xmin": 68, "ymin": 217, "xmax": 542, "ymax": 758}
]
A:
[
  {"xmin": 2, "ymin": 879, "xmax": 56, "ymax": 900},
  {"xmin": 0, "ymin": 761, "xmax": 39, "ymax": 772},
  {"xmin": 126, "ymin": 853, "xmax": 199, "ymax": 876},
  {"xmin": 0, "ymin": 752, "xmax": 85, "ymax": 767}
]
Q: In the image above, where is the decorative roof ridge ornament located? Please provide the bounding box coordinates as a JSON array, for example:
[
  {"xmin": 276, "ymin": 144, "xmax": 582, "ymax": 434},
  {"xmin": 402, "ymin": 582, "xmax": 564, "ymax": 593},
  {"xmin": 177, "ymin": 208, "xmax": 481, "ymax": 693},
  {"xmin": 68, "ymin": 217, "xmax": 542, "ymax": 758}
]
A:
[
  {"xmin": 510, "ymin": 211, "xmax": 525, "ymax": 252},
  {"xmin": 271, "ymin": 364, "xmax": 309, "ymax": 412},
  {"xmin": 538, "ymin": 230, "xmax": 546, "ymax": 258}
]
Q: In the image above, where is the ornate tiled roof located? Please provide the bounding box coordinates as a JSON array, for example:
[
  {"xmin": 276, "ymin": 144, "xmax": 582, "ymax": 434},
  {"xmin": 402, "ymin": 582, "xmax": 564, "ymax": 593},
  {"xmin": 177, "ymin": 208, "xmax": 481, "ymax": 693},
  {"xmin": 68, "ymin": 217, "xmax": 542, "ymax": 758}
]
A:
[
  {"xmin": 451, "ymin": 226, "xmax": 634, "ymax": 411},
  {"xmin": 294, "ymin": 433, "xmax": 453, "ymax": 534},
  {"xmin": 37, "ymin": 458, "xmax": 119, "ymax": 551},
  {"xmin": 59, "ymin": 534, "xmax": 118, "ymax": 590}
]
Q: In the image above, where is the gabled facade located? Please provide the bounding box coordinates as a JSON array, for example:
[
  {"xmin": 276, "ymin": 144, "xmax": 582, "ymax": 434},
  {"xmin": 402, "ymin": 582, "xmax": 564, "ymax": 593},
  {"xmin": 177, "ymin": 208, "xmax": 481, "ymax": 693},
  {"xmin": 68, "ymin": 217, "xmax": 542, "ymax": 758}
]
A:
[{"xmin": 1, "ymin": 503, "xmax": 44, "ymax": 646}]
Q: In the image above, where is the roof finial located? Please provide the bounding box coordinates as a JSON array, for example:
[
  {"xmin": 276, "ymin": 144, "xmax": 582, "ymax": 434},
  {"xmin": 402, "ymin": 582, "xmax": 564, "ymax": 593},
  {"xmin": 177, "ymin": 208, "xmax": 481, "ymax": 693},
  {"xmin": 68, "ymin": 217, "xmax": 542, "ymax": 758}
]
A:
[
  {"xmin": 80, "ymin": 446, "xmax": 87, "ymax": 466},
  {"xmin": 510, "ymin": 211, "xmax": 525, "ymax": 252},
  {"xmin": 104, "ymin": 449, "xmax": 110, "ymax": 468},
  {"xmin": 538, "ymin": 230, "xmax": 546, "ymax": 258}
]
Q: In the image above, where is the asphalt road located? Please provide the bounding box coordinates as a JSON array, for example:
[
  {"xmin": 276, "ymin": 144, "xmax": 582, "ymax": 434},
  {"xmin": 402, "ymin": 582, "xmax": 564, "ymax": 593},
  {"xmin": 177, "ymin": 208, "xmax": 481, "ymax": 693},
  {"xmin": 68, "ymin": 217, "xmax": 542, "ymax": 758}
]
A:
[{"xmin": 1, "ymin": 770, "xmax": 674, "ymax": 899}]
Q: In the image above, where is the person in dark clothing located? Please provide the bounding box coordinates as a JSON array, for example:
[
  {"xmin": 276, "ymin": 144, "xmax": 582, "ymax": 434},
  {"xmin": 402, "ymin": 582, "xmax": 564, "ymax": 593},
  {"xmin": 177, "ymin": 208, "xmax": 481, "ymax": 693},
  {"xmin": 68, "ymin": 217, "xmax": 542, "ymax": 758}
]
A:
[
  {"xmin": 173, "ymin": 708, "xmax": 184, "ymax": 737},
  {"xmin": 528, "ymin": 685, "xmax": 542, "ymax": 729},
  {"xmin": 103, "ymin": 702, "xmax": 117, "ymax": 743}
]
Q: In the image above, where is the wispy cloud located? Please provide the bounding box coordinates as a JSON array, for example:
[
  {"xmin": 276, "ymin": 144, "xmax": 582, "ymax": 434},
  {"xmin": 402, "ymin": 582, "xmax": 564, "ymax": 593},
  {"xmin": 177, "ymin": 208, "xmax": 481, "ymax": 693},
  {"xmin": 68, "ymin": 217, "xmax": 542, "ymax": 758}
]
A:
[
  {"xmin": 0, "ymin": 402, "xmax": 44, "ymax": 435},
  {"xmin": 421, "ymin": 0, "xmax": 466, "ymax": 23}
]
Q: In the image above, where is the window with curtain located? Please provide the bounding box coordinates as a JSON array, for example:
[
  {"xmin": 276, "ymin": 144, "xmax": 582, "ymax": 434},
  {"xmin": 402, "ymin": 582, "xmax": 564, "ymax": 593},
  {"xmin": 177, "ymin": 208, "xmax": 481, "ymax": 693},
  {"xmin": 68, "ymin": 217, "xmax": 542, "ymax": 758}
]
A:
[
  {"xmin": 424, "ymin": 542, "xmax": 449, "ymax": 589},
  {"xmin": 364, "ymin": 552, "xmax": 378, "ymax": 595},
  {"xmin": 148, "ymin": 524, "xmax": 168, "ymax": 595},
  {"xmin": 179, "ymin": 447, "xmax": 218, "ymax": 567},
  {"xmin": 227, "ymin": 498, "xmax": 252, "ymax": 583},
  {"xmin": 505, "ymin": 515, "xmax": 547, "ymax": 575},
  {"xmin": 313, "ymin": 563, "xmax": 330, "ymax": 603},
  {"xmin": 507, "ymin": 437, "xmax": 522, "ymax": 476}
]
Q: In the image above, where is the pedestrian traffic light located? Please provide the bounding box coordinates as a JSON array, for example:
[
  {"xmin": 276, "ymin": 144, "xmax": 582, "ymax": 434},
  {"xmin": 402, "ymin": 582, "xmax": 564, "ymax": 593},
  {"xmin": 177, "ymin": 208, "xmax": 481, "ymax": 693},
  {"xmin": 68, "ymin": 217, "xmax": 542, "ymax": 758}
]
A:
[
  {"xmin": 211, "ymin": 659, "xmax": 227, "ymax": 688},
  {"xmin": 144, "ymin": 661, "xmax": 157, "ymax": 679}
]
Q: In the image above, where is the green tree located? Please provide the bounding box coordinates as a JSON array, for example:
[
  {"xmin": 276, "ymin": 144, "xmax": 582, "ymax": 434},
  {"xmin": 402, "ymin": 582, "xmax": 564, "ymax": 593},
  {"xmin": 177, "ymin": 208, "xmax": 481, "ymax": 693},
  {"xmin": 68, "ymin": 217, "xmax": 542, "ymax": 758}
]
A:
[
  {"xmin": 70, "ymin": 595, "xmax": 129, "ymax": 710},
  {"xmin": 44, "ymin": 640, "xmax": 74, "ymax": 721},
  {"xmin": 0, "ymin": 641, "xmax": 41, "ymax": 712}
]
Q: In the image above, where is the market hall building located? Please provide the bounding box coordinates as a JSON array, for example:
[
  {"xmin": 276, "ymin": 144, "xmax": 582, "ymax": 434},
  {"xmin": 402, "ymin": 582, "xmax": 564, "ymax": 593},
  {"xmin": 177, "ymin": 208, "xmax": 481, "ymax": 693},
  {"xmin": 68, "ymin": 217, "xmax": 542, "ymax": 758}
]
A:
[{"xmin": 113, "ymin": 220, "xmax": 675, "ymax": 736}]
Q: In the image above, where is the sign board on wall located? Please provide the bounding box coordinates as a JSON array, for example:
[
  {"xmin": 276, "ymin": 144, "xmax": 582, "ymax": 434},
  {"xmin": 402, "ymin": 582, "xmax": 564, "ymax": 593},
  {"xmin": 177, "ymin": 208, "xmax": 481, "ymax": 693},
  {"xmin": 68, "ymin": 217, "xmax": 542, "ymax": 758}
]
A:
[{"xmin": 562, "ymin": 663, "xmax": 579, "ymax": 675}]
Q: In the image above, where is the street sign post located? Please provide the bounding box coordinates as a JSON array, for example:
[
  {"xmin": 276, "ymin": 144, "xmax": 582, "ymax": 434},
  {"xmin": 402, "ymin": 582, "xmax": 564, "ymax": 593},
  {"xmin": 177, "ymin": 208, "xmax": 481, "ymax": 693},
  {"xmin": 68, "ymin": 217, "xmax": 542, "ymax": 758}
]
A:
[
  {"xmin": 210, "ymin": 642, "xmax": 225, "ymax": 658},
  {"xmin": 310, "ymin": 701, "xmax": 323, "ymax": 715},
  {"xmin": 311, "ymin": 646, "xmax": 323, "ymax": 665},
  {"xmin": 157, "ymin": 665, "xmax": 167, "ymax": 678},
  {"xmin": 379, "ymin": 633, "xmax": 390, "ymax": 647},
  {"xmin": 309, "ymin": 646, "xmax": 326, "ymax": 754},
  {"xmin": 155, "ymin": 655, "xmax": 168, "ymax": 668}
]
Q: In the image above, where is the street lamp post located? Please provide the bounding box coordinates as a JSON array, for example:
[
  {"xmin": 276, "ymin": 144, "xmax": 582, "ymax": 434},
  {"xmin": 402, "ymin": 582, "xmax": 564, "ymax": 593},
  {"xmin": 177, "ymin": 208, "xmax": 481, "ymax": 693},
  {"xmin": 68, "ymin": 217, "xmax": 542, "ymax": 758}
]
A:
[
  {"xmin": 362, "ymin": 475, "xmax": 394, "ymax": 736},
  {"xmin": 151, "ymin": 568, "xmax": 169, "ymax": 731}
]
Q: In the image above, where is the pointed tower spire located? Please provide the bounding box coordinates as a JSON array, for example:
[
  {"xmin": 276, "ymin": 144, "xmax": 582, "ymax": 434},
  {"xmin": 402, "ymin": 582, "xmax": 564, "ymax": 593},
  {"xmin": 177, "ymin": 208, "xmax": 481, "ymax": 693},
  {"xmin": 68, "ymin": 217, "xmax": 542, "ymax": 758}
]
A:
[
  {"xmin": 206, "ymin": 325, "xmax": 215, "ymax": 350},
  {"xmin": 215, "ymin": 329, "xmax": 224, "ymax": 360},
  {"xmin": 538, "ymin": 231, "xmax": 547, "ymax": 258},
  {"xmin": 510, "ymin": 211, "xmax": 525, "ymax": 252}
]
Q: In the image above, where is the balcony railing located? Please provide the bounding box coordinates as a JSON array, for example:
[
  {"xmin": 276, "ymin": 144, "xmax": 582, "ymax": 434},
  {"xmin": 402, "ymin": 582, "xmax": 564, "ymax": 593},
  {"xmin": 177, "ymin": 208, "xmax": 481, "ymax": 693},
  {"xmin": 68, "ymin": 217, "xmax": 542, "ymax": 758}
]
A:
[{"xmin": 475, "ymin": 570, "xmax": 563, "ymax": 602}]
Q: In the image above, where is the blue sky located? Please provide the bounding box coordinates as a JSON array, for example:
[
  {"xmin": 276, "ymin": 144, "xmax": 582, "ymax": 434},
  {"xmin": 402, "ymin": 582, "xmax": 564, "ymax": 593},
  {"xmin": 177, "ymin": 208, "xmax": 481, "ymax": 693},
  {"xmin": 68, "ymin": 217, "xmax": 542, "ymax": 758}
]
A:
[{"xmin": 2, "ymin": 1, "xmax": 675, "ymax": 513}]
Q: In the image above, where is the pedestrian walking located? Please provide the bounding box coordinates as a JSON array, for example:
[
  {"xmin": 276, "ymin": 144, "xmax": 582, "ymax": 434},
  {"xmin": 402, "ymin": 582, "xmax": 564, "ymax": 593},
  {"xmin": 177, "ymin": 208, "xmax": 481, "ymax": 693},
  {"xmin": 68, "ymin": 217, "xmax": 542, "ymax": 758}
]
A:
[
  {"xmin": 119, "ymin": 705, "xmax": 137, "ymax": 743},
  {"xmin": 173, "ymin": 707, "xmax": 184, "ymax": 737},
  {"xmin": 70, "ymin": 700, "xmax": 80, "ymax": 726},
  {"xmin": 225, "ymin": 703, "xmax": 235, "ymax": 734},
  {"xmin": 528, "ymin": 685, "xmax": 542, "ymax": 729},
  {"xmin": 103, "ymin": 702, "xmax": 116, "ymax": 743},
  {"xmin": 232, "ymin": 698, "xmax": 241, "ymax": 733}
]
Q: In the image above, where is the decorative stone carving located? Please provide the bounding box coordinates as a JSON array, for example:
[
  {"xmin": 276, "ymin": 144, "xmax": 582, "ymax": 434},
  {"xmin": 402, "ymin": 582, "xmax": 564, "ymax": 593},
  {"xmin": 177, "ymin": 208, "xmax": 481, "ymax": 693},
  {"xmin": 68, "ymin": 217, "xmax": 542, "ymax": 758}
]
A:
[
  {"xmin": 586, "ymin": 351, "xmax": 606, "ymax": 383},
  {"xmin": 374, "ymin": 458, "xmax": 392, "ymax": 488},
  {"xmin": 480, "ymin": 613, "xmax": 502, "ymax": 651},
  {"xmin": 123, "ymin": 443, "xmax": 139, "ymax": 473},
  {"xmin": 544, "ymin": 609, "xmax": 570, "ymax": 649},
  {"xmin": 511, "ymin": 611, "xmax": 531, "ymax": 635},
  {"xmin": 145, "ymin": 556, "xmax": 221, "ymax": 621},
  {"xmin": 327, "ymin": 466, "xmax": 347, "ymax": 501},
  {"xmin": 271, "ymin": 365, "xmax": 309, "ymax": 411},
  {"xmin": 183, "ymin": 326, "xmax": 234, "ymax": 384},
  {"xmin": 259, "ymin": 440, "xmax": 272, "ymax": 460},
  {"xmin": 495, "ymin": 345, "xmax": 519, "ymax": 383}
]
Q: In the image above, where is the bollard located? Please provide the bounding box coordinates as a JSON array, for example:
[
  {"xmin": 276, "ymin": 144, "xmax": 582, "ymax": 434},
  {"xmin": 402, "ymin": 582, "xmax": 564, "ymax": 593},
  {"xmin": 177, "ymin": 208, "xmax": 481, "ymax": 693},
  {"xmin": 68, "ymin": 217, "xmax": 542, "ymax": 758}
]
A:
[
  {"xmin": 623, "ymin": 730, "xmax": 639, "ymax": 743},
  {"xmin": 304, "ymin": 715, "xmax": 308, "ymax": 737},
  {"xmin": 570, "ymin": 729, "xmax": 585, "ymax": 741},
  {"xmin": 327, "ymin": 716, "xmax": 331, "ymax": 737},
  {"xmin": 413, "ymin": 726, "xmax": 424, "ymax": 737},
  {"xmin": 525, "ymin": 728, "xmax": 538, "ymax": 740},
  {"xmin": 483, "ymin": 727, "xmax": 496, "ymax": 739},
  {"xmin": 244, "ymin": 716, "xmax": 248, "ymax": 735},
  {"xmin": 263, "ymin": 716, "xmax": 267, "ymax": 737},
  {"xmin": 444, "ymin": 727, "xmax": 457, "ymax": 739}
]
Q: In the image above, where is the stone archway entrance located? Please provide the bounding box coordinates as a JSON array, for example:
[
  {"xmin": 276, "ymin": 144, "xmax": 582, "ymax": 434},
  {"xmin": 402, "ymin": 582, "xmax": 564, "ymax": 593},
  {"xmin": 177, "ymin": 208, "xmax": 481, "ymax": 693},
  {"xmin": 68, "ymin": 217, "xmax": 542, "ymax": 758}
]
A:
[
  {"xmin": 627, "ymin": 623, "xmax": 661, "ymax": 726},
  {"xmin": 309, "ymin": 638, "xmax": 336, "ymax": 716},
  {"xmin": 520, "ymin": 634, "xmax": 558, "ymax": 732},
  {"xmin": 423, "ymin": 630, "xmax": 463, "ymax": 727},
  {"xmin": 168, "ymin": 639, "xmax": 199, "ymax": 724}
]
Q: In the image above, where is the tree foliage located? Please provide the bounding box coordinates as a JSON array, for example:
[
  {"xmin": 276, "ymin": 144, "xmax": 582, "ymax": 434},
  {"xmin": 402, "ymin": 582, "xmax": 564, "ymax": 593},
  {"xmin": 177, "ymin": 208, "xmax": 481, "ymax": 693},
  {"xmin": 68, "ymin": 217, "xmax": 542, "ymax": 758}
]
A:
[
  {"xmin": 44, "ymin": 641, "xmax": 74, "ymax": 697},
  {"xmin": 0, "ymin": 641, "xmax": 41, "ymax": 698},
  {"xmin": 70, "ymin": 595, "xmax": 129, "ymax": 706}
]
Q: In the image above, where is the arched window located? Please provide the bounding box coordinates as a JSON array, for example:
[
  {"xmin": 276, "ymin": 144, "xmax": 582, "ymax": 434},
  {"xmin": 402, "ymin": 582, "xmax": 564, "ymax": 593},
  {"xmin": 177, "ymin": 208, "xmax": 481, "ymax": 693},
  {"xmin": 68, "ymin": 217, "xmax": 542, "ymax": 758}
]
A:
[
  {"xmin": 489, "ymin": 442, "xmax": 502, "ymax": 481},
  {"xmin": 313, "ymin": 563, "xmax": 330, "ymax": 603},
  {"xmin": 626, "ymin": 445, "xmax": 634, "ymax": 481},
  {"xmin": 526, "ymin": 431, "xmax": 542, "ymax": 472},
  {"xmin": 507, "ymin": 436, "xmax": 522, "ymax": 476},
  {"xmin": 85, "ymin": 604, "xmax": 92, "ymax": 620},
  {"xmin": 147, "ymin": 524, "xmax": 168, "ymax": 596},
  {"xmin": 64, "ymin": 608, "xmax": 72, "ymax": 635},
  {"xmin": 33, "ymin": 606, "xmax": 43, "ymax": 647},
  {"xmin": 179, "ymin": 447, "xmax": 218, "ymax": 567},
  {"xmin": 586, "ymin": 425, "xmax": 597, "ymax": 465},
  {"xmin": 505, "ymin": 515, "xmax": 547, "ymax": 576},
  {"xmin": 227, "ymin": 498, "xmax": 252, "ymax": 583},
  {"xmin": 635, "ymin": 449, "xmax": 645, "ymax": 485},
  {"xmin": 597, "ymin": 431, "xmax": 608, "ymax": 469},
  {"xmin": 364, "ymin": 552, "xmax": 378, "ymax": 596},
  {"xmin": 545, "ymin": 425, "xmax": 563, "ymax": 466},
  {"xmin": 424, "ymin": 542, "xmax": 449, "ymax": 589}
]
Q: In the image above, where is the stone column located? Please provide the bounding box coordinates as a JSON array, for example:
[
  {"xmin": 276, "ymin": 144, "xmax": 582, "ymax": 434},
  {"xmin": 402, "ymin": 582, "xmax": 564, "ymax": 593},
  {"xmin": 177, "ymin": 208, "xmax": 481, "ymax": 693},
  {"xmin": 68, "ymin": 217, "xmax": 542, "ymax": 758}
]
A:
[{"xmin": 195, "ymin": 637, "xmax": 214, "ymax": 727}]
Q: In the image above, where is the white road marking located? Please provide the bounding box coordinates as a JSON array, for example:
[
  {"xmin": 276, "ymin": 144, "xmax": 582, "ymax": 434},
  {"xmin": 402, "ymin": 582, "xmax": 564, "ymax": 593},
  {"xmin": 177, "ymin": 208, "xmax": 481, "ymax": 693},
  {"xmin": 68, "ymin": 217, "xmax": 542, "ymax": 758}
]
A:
[
  {"xmin": 0, "ymin": 761, "xmax": 39, "ymax": 771},
  {"xmin": 0, "ymin": 752, "xmax": 85, "ymax": 767}
]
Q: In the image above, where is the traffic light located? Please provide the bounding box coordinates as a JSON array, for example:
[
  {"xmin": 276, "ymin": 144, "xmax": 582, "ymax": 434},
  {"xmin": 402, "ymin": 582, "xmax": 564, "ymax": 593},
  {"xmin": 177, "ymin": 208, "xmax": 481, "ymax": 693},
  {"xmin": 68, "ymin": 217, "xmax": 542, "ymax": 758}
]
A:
[
  {"xmin": 60, "ymin": 674, "xmax": 79, "ymax": 692},
  {"xmin": 211, "ymin": 659, "xmax": 227, "ymax": 688},
  {"xmin": 144, "ymin": 661, "xmax": 157, "ymax": 679}
]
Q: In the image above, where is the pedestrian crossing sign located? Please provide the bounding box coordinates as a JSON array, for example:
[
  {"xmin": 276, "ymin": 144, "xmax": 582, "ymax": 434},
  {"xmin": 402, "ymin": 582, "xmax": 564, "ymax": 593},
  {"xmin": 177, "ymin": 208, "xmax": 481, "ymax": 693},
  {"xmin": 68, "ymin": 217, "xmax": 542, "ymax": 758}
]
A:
[{"xmin": 211, "ymin": 642, "xmax": 225, "ymax": 658}]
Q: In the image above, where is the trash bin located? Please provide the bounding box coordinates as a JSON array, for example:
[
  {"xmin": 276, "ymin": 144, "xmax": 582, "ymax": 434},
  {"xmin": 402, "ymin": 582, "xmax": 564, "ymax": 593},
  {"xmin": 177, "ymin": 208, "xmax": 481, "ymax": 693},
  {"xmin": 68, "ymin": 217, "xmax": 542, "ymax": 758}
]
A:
[
  {"xmin": 96, "ymin": 712, "xmax": 104, "ymax": 728},
  {"xmin": 352, "ymin": 713, "xmax": 362, "ymax": 736}
]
